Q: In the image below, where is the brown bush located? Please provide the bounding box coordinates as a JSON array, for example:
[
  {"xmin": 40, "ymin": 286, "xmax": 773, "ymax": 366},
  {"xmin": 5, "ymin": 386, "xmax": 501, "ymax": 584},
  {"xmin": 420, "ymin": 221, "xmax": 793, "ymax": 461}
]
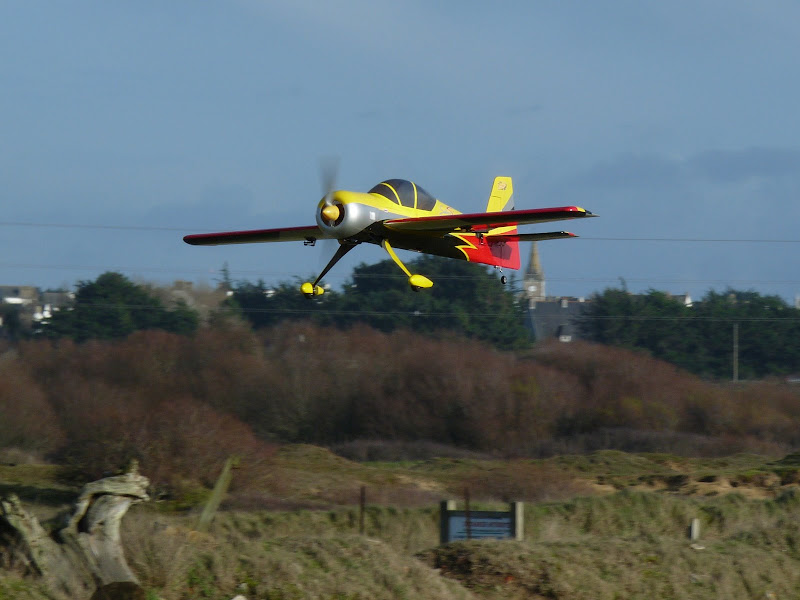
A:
[
  {"xmin": 18, "ymin": 332, "xmax": 276, "ymax": 492},
  {"xmin": 462, "ymin": 461, "xmax": 591, "ymax": 502},
  {"xmin": 0, "ymin": 360, "xmax": 64, "ymax": 455},
  {"xmin": 10, "ymin": 323, "xmax": 800, "ymax": 485}
]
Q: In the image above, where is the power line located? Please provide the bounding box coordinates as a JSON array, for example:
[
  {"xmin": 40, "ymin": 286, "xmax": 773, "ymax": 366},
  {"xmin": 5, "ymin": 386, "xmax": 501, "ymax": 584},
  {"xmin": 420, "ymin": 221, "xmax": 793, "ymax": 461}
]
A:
[
  {"xmin": 0, "ymin": 221, "xmax": 196, "ymax": 232},
  {"xmin": 2, "ymin": 220, "xmax": 800, "ymax": 244},
  {"xmin": 0, "ymin": 261, "xmax": 800, "ymax": 287},
  {"xmin": 3, "ymin": 261, "xmax": 800, "ymax": 287},
  {"xmin": 581, "ymin": 237, "xmax": 800, "ymax": 243},
  {"xmin": 28, "ymin": 301, "xmax": 800, "ymax": 323}
]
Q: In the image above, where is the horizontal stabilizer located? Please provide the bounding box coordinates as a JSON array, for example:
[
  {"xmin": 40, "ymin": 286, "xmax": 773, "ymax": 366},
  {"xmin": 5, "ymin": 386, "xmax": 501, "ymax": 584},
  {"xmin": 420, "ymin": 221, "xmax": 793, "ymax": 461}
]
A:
[{"xmin": 487, "ymin": 231, "xmax": 577, "ymax": 242}]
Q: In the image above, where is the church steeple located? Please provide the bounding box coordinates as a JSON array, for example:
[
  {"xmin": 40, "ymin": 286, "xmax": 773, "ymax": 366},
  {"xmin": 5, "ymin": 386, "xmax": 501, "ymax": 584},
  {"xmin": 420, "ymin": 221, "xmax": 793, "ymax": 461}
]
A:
[{"xmin": 523, "ymin": 242, "xmax": 546, "ymax": 303}]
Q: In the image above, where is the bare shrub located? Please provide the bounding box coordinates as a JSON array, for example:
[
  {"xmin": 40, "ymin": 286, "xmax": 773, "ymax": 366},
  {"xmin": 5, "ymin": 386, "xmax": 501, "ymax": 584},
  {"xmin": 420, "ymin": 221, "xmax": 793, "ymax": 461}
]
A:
[
  {"xmin": 462, "ymin": 461, "xmax": 591, "ymax": 503},
  {"xmin": 18, "ymin": 332, "xmax": 276, "ymax": 493},
  {"xmin": 331, "ymin": 439, "xmax": 494, "ymax": 462},
  {"xmin": 0, "ymin": 361, "xmax": 64, "ymax": 455},
  {"xmin": 13, "ymin": 322, "xmax": 800, "ymax": 480}
]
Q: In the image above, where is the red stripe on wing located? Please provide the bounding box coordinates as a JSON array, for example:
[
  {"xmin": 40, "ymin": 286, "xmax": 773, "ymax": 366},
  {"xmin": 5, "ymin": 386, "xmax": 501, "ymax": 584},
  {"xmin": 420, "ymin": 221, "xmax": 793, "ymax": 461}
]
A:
[
  {"xmin": 183, "ymin": 225, "xmax": 329, "ymax": 246},
  {"xmin": 384, "ymin": 206, "xmax": 593, "ymax": 233}
]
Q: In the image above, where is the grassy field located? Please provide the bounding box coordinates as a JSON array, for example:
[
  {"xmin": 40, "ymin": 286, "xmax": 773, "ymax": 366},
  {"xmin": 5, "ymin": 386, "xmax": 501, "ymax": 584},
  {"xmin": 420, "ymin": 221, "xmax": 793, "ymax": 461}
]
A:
[{"xmin": 5, "ymin": 446, "xmax": 800, "ymax": 599}]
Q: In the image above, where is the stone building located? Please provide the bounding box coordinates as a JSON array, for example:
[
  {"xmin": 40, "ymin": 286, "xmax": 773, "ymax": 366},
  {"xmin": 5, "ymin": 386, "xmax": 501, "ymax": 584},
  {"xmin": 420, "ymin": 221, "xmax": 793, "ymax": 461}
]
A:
[{"xmin": 521, "ymin": 243, "xmax": 590, "ymax": 342}]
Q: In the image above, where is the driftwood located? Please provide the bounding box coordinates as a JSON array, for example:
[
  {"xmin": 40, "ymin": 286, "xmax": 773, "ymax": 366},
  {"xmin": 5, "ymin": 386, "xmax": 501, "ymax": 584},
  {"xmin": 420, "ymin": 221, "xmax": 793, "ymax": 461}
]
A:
[{"xmin": 0, "ymin": 462, "xmax": 149, "ymax": 600}]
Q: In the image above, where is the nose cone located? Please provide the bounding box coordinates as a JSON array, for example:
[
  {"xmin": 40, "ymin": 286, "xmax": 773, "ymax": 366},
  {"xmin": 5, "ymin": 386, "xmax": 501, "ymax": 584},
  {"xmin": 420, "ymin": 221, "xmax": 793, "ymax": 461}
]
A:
[{"xmin": 321, "ymin": 204, "xmax": 341, "ymax": 222}]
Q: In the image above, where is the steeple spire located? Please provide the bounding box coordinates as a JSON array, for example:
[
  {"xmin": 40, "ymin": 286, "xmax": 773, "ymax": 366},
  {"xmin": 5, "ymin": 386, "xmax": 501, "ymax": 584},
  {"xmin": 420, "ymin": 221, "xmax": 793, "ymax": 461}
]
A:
[{"xmin": 523, "ymin": 242, "xmax": 546, "ymax": 303}]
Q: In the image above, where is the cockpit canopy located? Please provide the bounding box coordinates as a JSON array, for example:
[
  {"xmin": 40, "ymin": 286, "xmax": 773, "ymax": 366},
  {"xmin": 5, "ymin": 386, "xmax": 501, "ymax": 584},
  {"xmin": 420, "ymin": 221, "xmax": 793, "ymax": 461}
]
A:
[{"xmin": 368, "ymin": 179, "xmax": 437, "ymax": 211}]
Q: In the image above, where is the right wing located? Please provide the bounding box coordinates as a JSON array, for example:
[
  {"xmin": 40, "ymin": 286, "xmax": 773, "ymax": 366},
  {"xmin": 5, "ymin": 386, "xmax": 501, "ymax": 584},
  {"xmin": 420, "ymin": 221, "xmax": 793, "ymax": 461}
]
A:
[
  {"xmin": 383, "ymin": 206, "xmax": 595, "ymax": 234},
  {"xmin": 183, "ymin": 225, "xmax": 333, "ymax": 246}
]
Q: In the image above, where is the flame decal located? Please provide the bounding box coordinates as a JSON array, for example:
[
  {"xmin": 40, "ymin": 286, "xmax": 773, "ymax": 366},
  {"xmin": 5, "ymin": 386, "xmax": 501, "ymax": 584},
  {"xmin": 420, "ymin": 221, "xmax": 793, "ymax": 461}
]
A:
[{"xmin": 449, "ymin": 225, "xmax": 521, "ymax": 269}]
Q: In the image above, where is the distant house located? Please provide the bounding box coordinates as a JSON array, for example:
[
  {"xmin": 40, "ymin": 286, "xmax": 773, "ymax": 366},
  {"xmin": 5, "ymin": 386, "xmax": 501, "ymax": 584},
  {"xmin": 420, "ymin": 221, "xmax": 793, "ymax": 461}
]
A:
[
  {"xmin": 1, "ymin": 285, "xmax": 41, "ymax": 330},
  {"xmin": 521, "ymin": 243, "xmax": 591, "ymax": 343},
  {"xmin": 527, "ymin": 295, "xmax": 590, "ymax": 343},
  {"xmin": 151, "ymin": 280, "xmax": 231, "ymax": 321},
  {"xmin": 668, "ymin": 292, "xmax": 693, "ymax": 308},
  {"xmin": 0, "ymin": 285, "xmax": 74, "ymax": 331},
  {"xmin": 0, "ymin": 285, "xmax": 38, "ymax": 306},
  {"xmin": 520, "ymin": 244, "xmax": 692, "ymax": 343}
]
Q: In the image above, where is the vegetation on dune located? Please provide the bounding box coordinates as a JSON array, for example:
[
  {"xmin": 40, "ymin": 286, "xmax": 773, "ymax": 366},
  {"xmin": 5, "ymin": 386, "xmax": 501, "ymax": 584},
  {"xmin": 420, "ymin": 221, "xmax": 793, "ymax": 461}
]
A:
[
  {"xmin": 0, "ymin": 578, "xmax": 51, "ymax": 600},
  {"xmin": 8, "ymin": 446, "xmax": 800, "ymax": 599},
  {"xmin": 122, "ymin": 510, "xmax": 475, "ymax": 600},
  {"xmin": 2, "ymin": 319, "xmax": 800, "ymax": 498},
  {"xmin": 118, "ymin": 489, "xmax": 800, "ymax": 600},
  {"xmin": 4, "ymin": 269, "xmax": 800, "ymax": 599}
]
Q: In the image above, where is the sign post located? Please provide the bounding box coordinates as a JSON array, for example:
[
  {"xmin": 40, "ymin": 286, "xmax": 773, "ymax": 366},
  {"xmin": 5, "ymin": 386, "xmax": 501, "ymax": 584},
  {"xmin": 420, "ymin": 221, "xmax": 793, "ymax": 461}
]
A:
[{"xmin": 439, "ymin": 500, "xmax": 524, "ymax": 544}]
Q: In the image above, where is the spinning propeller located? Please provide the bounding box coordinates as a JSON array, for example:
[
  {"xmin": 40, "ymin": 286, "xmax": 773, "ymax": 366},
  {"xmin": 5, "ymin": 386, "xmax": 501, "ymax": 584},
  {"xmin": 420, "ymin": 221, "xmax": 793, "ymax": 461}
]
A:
[
  {"xmin": 301, "ymin": 158, "xmax": 354, "ymax": 298},
  {"xmin": 318, "ymin": 157, "xmax": 343, "ymax": 226}
]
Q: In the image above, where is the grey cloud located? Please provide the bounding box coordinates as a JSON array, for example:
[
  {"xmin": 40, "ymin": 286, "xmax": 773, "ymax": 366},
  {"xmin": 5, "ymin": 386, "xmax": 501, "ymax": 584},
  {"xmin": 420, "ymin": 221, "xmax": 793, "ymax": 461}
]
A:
[
  {"xmin": 575, "ymin": 154, "xmax": 687, "ymax": 189},
  {"xmin": 689, "ymin": 147, "xmax": 800, "ymax": 183},
  {"xmin": 504, "ymin": 104, "xmax": 543, "ymax": 117},
  {"xmin": 575, "ymin": 147, "xmax": 800, "ymax": 190}
]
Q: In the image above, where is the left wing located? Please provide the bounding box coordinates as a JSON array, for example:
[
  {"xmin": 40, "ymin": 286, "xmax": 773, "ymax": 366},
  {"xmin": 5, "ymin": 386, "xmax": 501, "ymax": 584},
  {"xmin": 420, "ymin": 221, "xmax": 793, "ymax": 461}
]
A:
[
  {"xmin": 383, "ymin": 206, "xmax": 595, "ymax": 233},
  {"xmin": 183, "ymin": 225, "xmax": 332, "ymax": 246}
]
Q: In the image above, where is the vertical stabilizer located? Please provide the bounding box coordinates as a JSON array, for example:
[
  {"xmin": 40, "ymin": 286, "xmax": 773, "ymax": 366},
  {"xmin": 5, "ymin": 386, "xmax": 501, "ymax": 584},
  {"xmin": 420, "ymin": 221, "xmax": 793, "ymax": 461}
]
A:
[
  {"xmin": 486, "ymin": 176, "xmax": 514, "ymax": 212},
  {"xmin": 484, "ymin": 176, "xmax": 520, "ymax": 270}
]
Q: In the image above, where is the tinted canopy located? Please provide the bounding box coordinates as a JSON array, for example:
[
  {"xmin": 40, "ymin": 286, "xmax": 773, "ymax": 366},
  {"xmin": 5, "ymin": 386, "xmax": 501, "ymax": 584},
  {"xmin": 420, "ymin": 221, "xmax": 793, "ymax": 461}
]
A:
[{"xmin": 368, "ymin": 179, "xmax": 437, "ymax": 211}]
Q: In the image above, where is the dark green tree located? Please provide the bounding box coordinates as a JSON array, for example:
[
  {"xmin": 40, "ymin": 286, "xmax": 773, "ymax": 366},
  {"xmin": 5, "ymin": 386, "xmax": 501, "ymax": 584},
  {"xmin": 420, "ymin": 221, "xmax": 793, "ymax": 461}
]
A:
[
  {"xmin": 336, "ymin": 255, "xmax": 531, "ymax": 348},
  {"xmin": 232, "ymin": 256, "xmax": 530, "ymax": 350},
  {"xmin": 0, "ymin": 304, "xmax": 23, "ymax": 340},
  {"xmin": 44, "ymin": 272, "xmax": 198, "ymax": 341},
  {"xmin": 227, "ymin": 279, "xmax": 341, "ymax": 329},
  {"xmin": 580, "ymin": 287, "xmax": 800, "ymax": 379},
  {"xmin": 692, "ymin": 290, "xmax": 800, "ymax": 379}
]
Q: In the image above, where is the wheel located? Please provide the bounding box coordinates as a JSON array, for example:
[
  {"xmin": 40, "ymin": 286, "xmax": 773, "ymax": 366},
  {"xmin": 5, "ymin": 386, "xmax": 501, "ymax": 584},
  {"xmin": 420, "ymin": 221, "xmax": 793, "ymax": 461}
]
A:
[{"xmin": 500, "ymin": 275, "xmax": 508, "ymax": 285}]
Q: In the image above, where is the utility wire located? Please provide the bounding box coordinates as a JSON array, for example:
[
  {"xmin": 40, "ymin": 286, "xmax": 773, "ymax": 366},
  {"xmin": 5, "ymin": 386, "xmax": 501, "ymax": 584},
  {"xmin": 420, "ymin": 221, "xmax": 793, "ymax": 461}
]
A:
[
  {"xmin": 3, "ymin": 261, "xmax": 800, "ymax": 287},
  {"xmin": 0, "ymin": 221, "xmax": 196, "ymax": 232},
  {"xmin": 30, "ymin": 301, "xmax": 800, "ymax": 322},
  {"xmin": 580, "ymin": 237, "xmax": 800, "ymax": 243},
  {"xmin": 2, "ymin": 220, "xmax": 800, "ymax": 244}
]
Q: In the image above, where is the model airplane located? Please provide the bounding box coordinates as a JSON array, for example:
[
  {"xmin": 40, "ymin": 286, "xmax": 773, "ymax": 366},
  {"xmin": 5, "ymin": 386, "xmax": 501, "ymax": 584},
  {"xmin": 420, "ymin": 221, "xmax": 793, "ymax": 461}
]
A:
[{"xmin": 184, "ymin": 176, "xmax": 596, "ymax": 297}]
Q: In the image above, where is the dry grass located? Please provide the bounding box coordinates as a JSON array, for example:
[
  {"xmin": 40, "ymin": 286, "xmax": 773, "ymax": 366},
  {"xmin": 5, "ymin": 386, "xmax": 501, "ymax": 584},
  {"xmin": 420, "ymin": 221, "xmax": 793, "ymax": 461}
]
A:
[
  {"xmin": 119, "ymin": 488, "xmax": 800, "ymax": 600},
  {"xmin": 0, "ymin": 577, "xmax": 52, "ymax": 600},
  {"xmin": 423, "ymin": 536, "xmax": 800, "ymax": 600},
  {"xmin": 122, "ymin": 509, "xmax": 473, "ymax": 600},
  {"xmin": 421, "ymin": 489, "xmax": 800, "ymax": 599},
  {"xmin": 7, "ymin": 447, "xmax": 800, "ymax": 599}
]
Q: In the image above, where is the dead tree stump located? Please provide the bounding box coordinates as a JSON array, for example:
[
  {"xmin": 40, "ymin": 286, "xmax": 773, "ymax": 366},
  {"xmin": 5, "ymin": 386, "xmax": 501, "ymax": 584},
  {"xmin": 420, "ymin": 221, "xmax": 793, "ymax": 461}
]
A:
[{"xmin": 1, "ymin": 463, "xmax": 149, "ymax": 599}]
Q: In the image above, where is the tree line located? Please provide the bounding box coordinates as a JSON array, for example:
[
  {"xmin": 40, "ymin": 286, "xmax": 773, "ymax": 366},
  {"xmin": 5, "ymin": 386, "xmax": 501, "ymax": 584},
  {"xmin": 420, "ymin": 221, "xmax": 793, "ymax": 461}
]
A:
[
  {"xmin": 579, "ymin": 287, "xmax": 800, "ymax": 380},
  {"xmin": 4, "ymin": 263, "xmax": 800, "ymax": 382},
  {"xmin": 226, "ymin": 255, "xmax": 530, "ymax": 350},
  {"xmin": 0, "ymin": 258, "xmax": 528, "ymax": 349}
]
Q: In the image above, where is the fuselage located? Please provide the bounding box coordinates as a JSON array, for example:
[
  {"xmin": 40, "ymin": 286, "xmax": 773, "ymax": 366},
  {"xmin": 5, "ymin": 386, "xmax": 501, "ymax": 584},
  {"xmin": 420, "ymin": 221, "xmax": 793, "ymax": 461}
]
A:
[
  {"xmin": 315, "ymin": 180, "xmax": 519, "ymax": 269},
  {"xmin": 315, "ymin": 190, "xmax": 459, "ymax": 240}
]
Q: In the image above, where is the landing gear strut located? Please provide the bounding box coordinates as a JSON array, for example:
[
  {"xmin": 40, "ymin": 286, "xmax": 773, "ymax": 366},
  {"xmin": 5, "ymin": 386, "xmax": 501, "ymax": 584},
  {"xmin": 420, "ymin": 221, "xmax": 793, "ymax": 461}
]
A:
[
  {"xmin": 300, "ymin": 241, "xmax": 358, "ymax": 298},
  {"xmin": 381, "ymin": 239, "xmax": 433, "ymax": 290}
]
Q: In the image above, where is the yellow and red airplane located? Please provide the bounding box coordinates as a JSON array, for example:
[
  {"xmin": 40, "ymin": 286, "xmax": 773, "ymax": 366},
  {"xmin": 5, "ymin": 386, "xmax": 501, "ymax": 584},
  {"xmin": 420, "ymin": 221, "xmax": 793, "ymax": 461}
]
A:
[{"xmin": 184, "ymin": 176, "xmax": 596, "ymax": 297}]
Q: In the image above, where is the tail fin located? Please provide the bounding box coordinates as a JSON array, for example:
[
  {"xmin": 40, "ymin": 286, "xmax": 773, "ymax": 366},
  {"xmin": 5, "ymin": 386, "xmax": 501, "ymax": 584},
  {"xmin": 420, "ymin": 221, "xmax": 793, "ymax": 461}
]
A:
[
  {"xmin": 485, "ymin": 176, "xmax": 520, "ymax": 269},
  {"xmin": 486, "ymin": 176, "xmax": 514, "ymax": 212}
]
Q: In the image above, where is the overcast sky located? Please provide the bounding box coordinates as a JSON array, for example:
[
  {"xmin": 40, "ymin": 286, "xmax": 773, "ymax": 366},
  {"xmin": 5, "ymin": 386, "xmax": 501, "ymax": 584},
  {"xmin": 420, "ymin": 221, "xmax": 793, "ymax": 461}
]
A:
[{"xmin": 2, "ymin": 1, "xmax": 799, "ymax": 302}]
